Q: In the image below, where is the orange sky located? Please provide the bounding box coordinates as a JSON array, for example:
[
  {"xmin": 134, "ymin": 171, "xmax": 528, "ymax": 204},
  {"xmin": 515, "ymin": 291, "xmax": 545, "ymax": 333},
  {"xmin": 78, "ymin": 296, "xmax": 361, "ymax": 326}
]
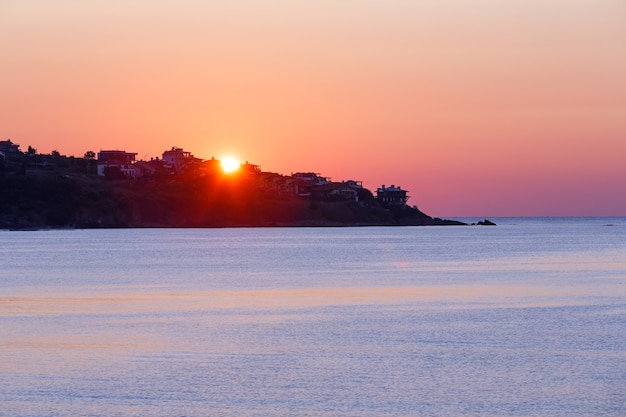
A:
[{"xmin": 2, "ymin": 0, "xmax": 625, "ymax": 216}]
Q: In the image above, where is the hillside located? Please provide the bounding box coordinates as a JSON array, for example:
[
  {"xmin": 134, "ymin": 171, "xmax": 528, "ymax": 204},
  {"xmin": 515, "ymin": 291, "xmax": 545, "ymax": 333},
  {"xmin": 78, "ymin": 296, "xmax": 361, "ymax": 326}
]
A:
[{"xmin": 0, "ymin": 153, "xmax": 466, "ymax": 229}]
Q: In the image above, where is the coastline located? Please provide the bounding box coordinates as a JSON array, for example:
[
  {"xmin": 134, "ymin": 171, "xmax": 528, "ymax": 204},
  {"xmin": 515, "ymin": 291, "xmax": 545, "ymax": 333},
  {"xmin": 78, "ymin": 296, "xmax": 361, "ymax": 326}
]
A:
[{"xmin": 1, "ymin": 172, "xmax": 468, "ymax": 230}]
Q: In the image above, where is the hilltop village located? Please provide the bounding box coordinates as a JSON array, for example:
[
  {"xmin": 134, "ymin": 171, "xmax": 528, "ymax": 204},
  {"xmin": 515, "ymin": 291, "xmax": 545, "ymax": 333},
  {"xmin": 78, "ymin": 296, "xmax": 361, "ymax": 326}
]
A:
[{"xmin": 0, "ymin": 139, "xmax": 467, "ymax": 229}]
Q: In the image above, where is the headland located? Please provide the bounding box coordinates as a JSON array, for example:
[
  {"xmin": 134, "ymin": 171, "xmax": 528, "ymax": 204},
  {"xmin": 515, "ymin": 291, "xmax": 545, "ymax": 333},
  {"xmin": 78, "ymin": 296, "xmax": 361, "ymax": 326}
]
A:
[{"xmin": 0, "ymin": 141, "xmax": 469, "ymax": 229}]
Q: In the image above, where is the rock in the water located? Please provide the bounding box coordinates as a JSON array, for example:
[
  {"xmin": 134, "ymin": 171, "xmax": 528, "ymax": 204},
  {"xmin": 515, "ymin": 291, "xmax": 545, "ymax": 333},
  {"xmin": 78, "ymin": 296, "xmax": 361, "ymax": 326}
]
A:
[{"xmin": 473, "ymin": 219, "xmax": 496, "ymax": 226}]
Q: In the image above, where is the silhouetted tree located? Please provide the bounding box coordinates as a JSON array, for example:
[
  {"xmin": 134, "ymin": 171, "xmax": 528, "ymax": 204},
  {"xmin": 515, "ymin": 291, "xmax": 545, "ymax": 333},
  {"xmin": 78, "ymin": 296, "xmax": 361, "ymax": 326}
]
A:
[
  {"xmin": 51, "ymin": 150, "xmax": 61, "ymax": 158},
  {"xmin": 357, "ymin": 188, "xmax": 376, "ymax": 206},
  {"xmin": 103, "ymin": 166, "xmax": 126, "ymax": 180},
  {"xmin": 83, "ymin": 150, "xmax": 97, "ymax": 175},
  {"xmin": 27, "ymin": 146, "xmax": 37, "ymax": 155}
]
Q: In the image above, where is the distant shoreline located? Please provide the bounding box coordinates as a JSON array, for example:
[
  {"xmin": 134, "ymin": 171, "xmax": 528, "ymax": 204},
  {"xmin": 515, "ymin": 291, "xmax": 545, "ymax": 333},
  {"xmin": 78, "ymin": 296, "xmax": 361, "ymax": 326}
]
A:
[{"xmin": 1, "ymin": 171, "xmax": 468, "ymax": 230}]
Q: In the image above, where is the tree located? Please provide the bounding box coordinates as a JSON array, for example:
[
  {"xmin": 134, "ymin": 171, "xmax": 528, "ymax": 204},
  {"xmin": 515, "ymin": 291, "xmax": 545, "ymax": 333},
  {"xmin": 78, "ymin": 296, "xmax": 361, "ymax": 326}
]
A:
[
  {"xmin": 357, "ymin": 188, "xmax": 376, "ymax": 205},
  {"xmin": 103, "ymin": 166, "xmax": 126, "ymax": 180},
  {"xmin": 51, "ymin": 150, "xmax": 61, "ymax": 158},
  {"xmin": 84, "ymin": 150, "xmax": 96, "ymax": 160},
  {"xmin": 27, "ymin": 146, "xmax": 37, "ymax": 155}
]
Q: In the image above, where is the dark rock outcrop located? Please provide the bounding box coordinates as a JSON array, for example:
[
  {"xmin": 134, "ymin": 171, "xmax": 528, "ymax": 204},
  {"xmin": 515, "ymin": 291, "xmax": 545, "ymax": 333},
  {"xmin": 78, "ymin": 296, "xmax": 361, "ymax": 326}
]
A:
[{"xmin": 472, "ymin": 219, "xmax": 496, "ymax": 226}]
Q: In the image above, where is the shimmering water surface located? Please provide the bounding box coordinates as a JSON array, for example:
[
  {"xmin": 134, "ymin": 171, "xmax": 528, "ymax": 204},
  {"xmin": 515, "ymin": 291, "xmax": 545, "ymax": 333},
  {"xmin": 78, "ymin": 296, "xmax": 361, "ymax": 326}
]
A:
[{"xmin": 1, "ymin": 218, "xmax": 625, "ymax": 416}]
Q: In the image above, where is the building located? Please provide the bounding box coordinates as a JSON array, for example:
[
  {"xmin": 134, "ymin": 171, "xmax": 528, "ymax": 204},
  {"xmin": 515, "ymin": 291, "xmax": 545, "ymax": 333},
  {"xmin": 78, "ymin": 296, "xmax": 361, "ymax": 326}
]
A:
[
  {"xmin": 376, "ymin": 184, "xmax": 409, "ymax": 206},
  {"xmin": 200, "ymin": 157, "xmax": 223, "ymax": 176},
  {"xmin": 97, "ymin": 150, "xmax": 137, "ymax": 164},
  {"xmin": 291, "ymin": 172, "xmax": 330, "ymax": 197},
  {"xmin": 258, "ymin": 172, "xmax": 296, "ymax": 197},
  {"xmin": 240, "ymin": 161, "xmax": 261, "ymax": 174},
  {"xmin": 311, "ymin": 182, "xmax": 359, "ymax": 201},
  {"xmin": 133, "ymin": 159, "xmax": 165, "ymax": 178},
  {"xmin": 0, "ymin": 140, "xmax": 20, "ymax": 153},
  {"xmin": 96, "ymin": 150, "xmax": 138, "ymax": 177},
  {"xmin": 162, "ymin": 147, "xmax": 200, "ymax": 173},
  {"xmin": 344, "ymin": 180, "xmax": 363, "ymax": 189}
]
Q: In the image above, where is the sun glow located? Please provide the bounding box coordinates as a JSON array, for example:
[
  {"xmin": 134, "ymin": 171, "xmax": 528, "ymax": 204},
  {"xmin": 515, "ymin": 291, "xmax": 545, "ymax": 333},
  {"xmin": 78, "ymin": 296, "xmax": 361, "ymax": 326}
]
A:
[{"xmin": 220, "ymin": 157, "xmax": 241, "ymax": 174}]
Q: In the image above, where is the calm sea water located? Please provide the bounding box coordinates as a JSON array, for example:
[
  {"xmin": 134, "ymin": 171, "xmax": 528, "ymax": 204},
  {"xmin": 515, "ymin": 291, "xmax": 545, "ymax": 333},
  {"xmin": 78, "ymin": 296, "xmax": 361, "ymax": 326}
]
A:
[{"xmin": 1, "ymin": 218, "xmax": 625, "ymax": 416}]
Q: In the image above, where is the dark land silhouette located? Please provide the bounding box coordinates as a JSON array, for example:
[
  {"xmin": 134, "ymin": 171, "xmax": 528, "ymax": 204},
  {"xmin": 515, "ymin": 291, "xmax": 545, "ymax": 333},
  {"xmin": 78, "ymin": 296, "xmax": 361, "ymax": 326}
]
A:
[{"xmin": 0, "ymin": 143, "xmax": 467, "ymax": 229}]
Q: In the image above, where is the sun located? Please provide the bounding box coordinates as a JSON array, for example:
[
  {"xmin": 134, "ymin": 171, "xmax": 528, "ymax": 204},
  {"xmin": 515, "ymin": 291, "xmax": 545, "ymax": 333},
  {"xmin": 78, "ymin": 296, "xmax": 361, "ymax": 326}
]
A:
[{"xmin": 220, "ymin": 157, "xmax": 241, "ymax": 174}]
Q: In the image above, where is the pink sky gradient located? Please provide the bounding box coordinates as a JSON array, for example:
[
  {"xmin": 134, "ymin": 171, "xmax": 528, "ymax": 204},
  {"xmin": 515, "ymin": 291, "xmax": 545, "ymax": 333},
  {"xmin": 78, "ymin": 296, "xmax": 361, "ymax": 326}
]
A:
[{"xmin": 2, "ymin": 0, "xmax": 625, "ymax": 216}]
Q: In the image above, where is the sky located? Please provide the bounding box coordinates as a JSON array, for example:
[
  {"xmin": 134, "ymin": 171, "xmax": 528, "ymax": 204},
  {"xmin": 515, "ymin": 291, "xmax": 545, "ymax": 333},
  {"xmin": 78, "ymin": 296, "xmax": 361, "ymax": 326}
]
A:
[{"xmin": 2, "ymin": 0, "xmax": 625, "ymax": 217}]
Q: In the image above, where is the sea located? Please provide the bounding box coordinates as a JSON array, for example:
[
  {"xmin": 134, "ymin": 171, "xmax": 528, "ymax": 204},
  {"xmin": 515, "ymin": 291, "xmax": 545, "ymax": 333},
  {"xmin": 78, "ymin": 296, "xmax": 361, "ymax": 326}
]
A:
[{"xmin": 1, "ymin": 217, "xmax": 624, "ymax": 416}]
